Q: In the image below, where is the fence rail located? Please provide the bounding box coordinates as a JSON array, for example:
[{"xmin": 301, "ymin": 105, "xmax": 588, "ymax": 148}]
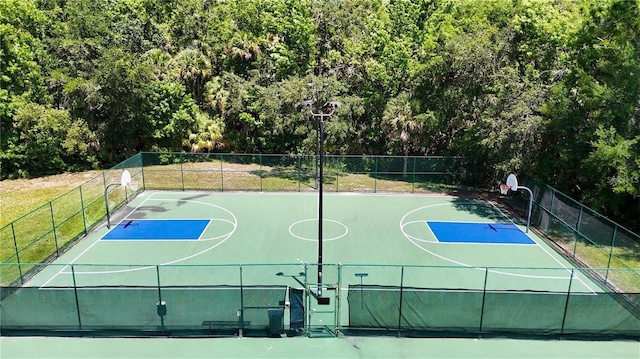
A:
[
  {"xmin": 1, "ymin": 263, "xmax": 638, "ymax": 338},
  {"xmin": 1, "ymin": 152, "xmax": 639, "ymax": 338},
  {"xmin": 508, "ymin": 176, "xmax": 640, "ymax": 293},
  {"xmin": 0, "ymin": 153, "xmax": 469, "ymax": 287}
]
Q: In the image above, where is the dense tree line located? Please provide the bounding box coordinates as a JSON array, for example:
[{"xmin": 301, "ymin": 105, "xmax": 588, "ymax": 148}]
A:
[{"xmin": 1, "ymin": 0, "xmax": 638, "ymax": 231}]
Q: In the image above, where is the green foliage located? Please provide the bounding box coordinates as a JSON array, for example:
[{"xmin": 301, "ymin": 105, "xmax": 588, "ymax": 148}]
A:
[
  {"xmin": 2, "ymin": 0, "xmax": 639, "ymax": 232},
  {"xmin": 4, "ymin": 101, "xmax": 98, "ymax": 177}
]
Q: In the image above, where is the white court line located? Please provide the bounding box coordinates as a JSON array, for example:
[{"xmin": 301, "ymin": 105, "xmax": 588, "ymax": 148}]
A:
[
  {"xmin": 199, "ymin": 219, "xmax": 214, "ymax": 240},
  {"xmin": 142, "ymin": 190, "xmax": 453, "ymax": 199},
  {"xmin": 418, "ymin": 221, "xmax": 536, "ymax": 245},
  {"xmin": 337, "ymin": 287, "xmax": 597, "ymax": 295},
  {"xmin": 486, "ymin": 201, "xmax": 596, "ymax": 293},
  {"xmin": 68, "ymin": 198, "xmax": 237, "ymax": 275},
  {"xmin": 39, "ymin": 193, "xmax": 156, "ymax": 288},
  {"xmin": 400, "ymin": 202, "xmax": 597, "ymax": 293},
  {"xmin": 100, "ymin": 217, "xmax": 235, "ymax": 242}
]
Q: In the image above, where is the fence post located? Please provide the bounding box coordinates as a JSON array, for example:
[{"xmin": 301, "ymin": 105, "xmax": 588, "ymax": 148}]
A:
[
  {"xmin": 571, "ymin": 230, "xmax": 579, "ymax": 259},
  {"xmin": 79, "ymin": 186, "xmax": 88, "ymax": 235},
  {"xmin": 297, "ymin": 155, "xmax": 301, "ymax": 192},
  {"xmin": 546, "ymin": 189, "xmax": 555, "ymax": 235},
  {"xmin": 397, "ymin": 265, "xmax": 405, "ymax": 337},
  {"xmin": 259, "ymin": 155, "xmax": 263, "ymax": 191},
  {"xmin": 374, "ymin": 157, "xmax": 378, "ymax": 193},
  {"xmin": 304, "ymin": 262, "xmax": 309, "ymax": 337},
  {"xmin": 560, "ymin": 269, "xmax": 575, "ymax": 334},
  {"xmin": 577, "ymin": 206, "xmax": 583, "ymax": 233},
  {"xmin": 220, "ymin": 154, "xmax": 224, "ymax": 191},
  {"xmin": 49, "ymin": 202, "xmax": 60, "ymax": 256},
  {"xmin": 180, "ymin": 152, "xmax": 185, "ymax": 191},
  {"xmin": 10, "ymin": 223, "xmax": 23, "ymax": 283},
  {"xmin": 239, "ymin": 265, "xmax": 245, "ymax": 338},
  {"xmin": 605, "ymin": 226, "xmax": 618, "ymax": 283},
  {"xmin": 479, "ymin": 267, "xmax": 489, "ymax": 333},
  {"xmin": 336, "ymin": 263, "xmax": 342, "ymax": 334},
  {"xmin": 156, "ymin": 265, "xmax": 165, "ymax": 331},
  {"xmin": 71, "ymin": 264, "xmax": 82, "ymax": 330},
  {"xmin": 411, "ymin": 157, "xmax": 416, "ymax": 193},
  {"xmin": 140, "ymin": 153, "xmax": 146, "ymax": 190},
  {"xmin": 336, "ymin": 157, "xmax": 340, "ymax": 192}
]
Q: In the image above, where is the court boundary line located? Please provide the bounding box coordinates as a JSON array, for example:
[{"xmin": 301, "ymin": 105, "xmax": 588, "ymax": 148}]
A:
[
  {"xmin": 288, "ymin": 218, "xmax": 349, "ymax": 242},
  {"xmin": 99, "ymin": 218, "xmax": 235, "ymax": 242},
  {"xmin": 40, "ymin": 194, "xmax": 238, "ymax": 284},
  {"xmin": 39, "ymin": 193, "xmax": 157, "ymax": 288},
  {"xmin": 101, "ymin": 218, "xmax": 211, "ymax": 241},
  {"xmin": 419, "ymin": 221, "xmax": 537, "ymax": 246},
  {"xmin": 142, "ymin": 190, "xmax": 453, "ymax": 199},
  {"xmin": 400, "ymin": 201, "xmax": 597, "ymax": 293}
]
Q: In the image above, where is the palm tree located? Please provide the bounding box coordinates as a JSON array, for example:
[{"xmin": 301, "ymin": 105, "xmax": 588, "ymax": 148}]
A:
[
  {"xmin": 382, "ymin": 92, "xmax": 423, "ymax": 177},
  {"xmin": 172, "ymin": 48, "xmax": 212, "ymax": 104}
]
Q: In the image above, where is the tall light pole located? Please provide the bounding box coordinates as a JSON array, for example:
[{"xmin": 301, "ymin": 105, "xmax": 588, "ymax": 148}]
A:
[{"xmin": 302, "ymin": 90, "xmax": 340, "ymax": 299}]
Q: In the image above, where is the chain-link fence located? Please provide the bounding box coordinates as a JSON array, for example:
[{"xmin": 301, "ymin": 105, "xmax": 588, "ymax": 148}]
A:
[
  {"xmin": 1, "ymin": 263, "xmax": 638, "ymax": 337},
  {"xmin": 0, "ymin": 154, "xmax": 144, "ymax": 287},
  {"xmin": 506, "ymin": 176, "xmax": 640, "ymax": 294},
  {"xmin": 2, "ymin": 153, "xmax": 639, "ymax": 338},
  {"xmin": 140, "ymin": 152, "xmax": 467, "ymax": 193}
]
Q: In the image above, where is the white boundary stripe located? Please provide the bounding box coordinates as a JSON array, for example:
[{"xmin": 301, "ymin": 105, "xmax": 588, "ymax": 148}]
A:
[
  {"xmin": 400, "ymin": 202, "xmax": 597, "ymax": 293},
  {"xmin": 419, "ymin": 221, "xmax": 536, "ymax": 246},
  {"xmin": 99, "ymin": 218, "xmax": 235, "ymax": 242},
  {"xmin": 338, "ymin": 287, "xmax": 598, "ymax": 295},
  {"xmin": 40, "ymin": 286, "xmax": 286, "ymax": 291},
  {"xmin": 288, "ymin": 218, "xmax": 349, "ymax": 242},
  {"xmin": 485, "ymin": 201, "xmax": 596, "ymax": 292},
  {"xmin": 44, "ymin": 193, "xmax": 238, "ymax": 279},
  {"xmin": 39, "ymin": 193, "xmax": 156, "ymax": 288},
  {"xmin": 102, "ymin": 219, "xmax": 211, "ymax": 241},
  {"xmin": 141, "ymin": 190, "xmax": 452, "ymax": 199}
]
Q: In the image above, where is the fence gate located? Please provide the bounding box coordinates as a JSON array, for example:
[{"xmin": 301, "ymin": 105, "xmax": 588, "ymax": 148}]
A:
[{"xmin": 305, "ymin": 264, "xmax": 340, "ymax": 337}]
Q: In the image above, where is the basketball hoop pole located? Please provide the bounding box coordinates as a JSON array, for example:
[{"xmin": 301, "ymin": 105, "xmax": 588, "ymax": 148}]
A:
[
  {"xmin": 303, "ymin": 85, "xmax": 340, "ymax": 299},
  {"xmin": 505, "ymin": 174, "xmax": 533, "ymax": 233},
  {"xmin": 517, "ymin": 185, "xmax": 533, "ymax": 233},
  {"xmin": 104, "ymin": 170, "xmax": 132, "ymax": 229},
  {"xmin": 104, "ymin": 181, "xmax": 121, "ymax": 229}
]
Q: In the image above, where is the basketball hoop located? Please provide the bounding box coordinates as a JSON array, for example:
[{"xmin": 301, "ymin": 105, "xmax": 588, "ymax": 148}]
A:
[
  {"xmin": 121, "ymin": 170, "xmax": 132, "ymax": 187},
  {"xmin": 499, "ymin": 184, "xmax": 510, "ymax": 195},
  {"xmin": 130, "ymin": 182, "xmax": 138, "ymax": 191}
]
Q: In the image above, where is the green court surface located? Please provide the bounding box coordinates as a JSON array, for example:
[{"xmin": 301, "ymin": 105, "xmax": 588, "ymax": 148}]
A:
[
  {"xmin": 6, "ymin": 191, "xmax": 638, "ymax": 339},
  {"xmin": 1, "ymin": 336, "xmax": 639, "ymax": 359},
  {"xmin": 27, "ymin": 191, "xmax": 599, "ymax": 293}
]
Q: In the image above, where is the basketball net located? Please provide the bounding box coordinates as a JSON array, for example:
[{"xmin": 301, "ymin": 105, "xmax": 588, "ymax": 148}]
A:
[{"xmin": 499, "ymin": 184, "xmax": 510, "ymax": 195}]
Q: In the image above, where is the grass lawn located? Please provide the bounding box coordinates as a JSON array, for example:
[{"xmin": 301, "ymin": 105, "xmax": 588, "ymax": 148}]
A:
[
  {"xmin": 0, "ymin": 171, "xmax": 102, "ymax": 227},
  {"xmin": 1, "ymin": 163, "xmax": 637, "ymax": 291}
]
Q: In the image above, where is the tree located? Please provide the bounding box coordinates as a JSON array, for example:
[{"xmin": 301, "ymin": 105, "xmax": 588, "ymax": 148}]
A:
[
  {"xmin": 172, "ymin": 47, "xmax": 212, "ymax": 105},
  {"xmin": 382, "ymin": 92, "xmax": 435, "ymax": 176},
  {"xmin": 6, "ymin": 101, "xmax": 98, "ymax": 177}
]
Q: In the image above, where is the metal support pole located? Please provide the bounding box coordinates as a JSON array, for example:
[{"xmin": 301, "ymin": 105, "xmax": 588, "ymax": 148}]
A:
[
  {"xmin": 49, "ymin": 202, "xmax": 59, "ymax": 256},
  {"xmin": 479, "ymin": 267, "xmax": 489, "ymax": 332},
  {"xmin": 560, "ymin": 269, "xmax": 575, "ymax": 334},
  {"xmin": 239, "ymin": 265, "xmax": 244, "ymax": 338},
  {"xmin": 156, "ymin": 265, "xmax": 165, "ymax": 330},
  {"xmin": 79, "ymin": 186, "xmax": 88, "ymax": 235},
  {"xmin": 516, "ymin": 186, "xmax": 534, "ymax": 233},
  {"xmin": 11, "ymin": 223, "xmax": 23, "ymax": 282},
  {"xmin": 397, "ymin": 266, "xmax": 405, "ymax": 337},
  {"xmin": 71, "ymin": 265, "xmax": 82, "ymax": 330},
  {"xmin": 103, "ymin": 182, "xmax": 121, "ymax": 229},
  {"xmin": 303, "ymin": 88, "xmax": 339, "ymax": 301},
  {"xmin": 317, "ymin": 115, "xmax": 324, "ymax": 297}
]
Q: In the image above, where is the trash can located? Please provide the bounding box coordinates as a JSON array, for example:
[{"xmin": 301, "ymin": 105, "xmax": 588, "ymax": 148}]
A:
[{"xmin": 267, "ymin": 308, "xmax": 284, "ymax": 337}]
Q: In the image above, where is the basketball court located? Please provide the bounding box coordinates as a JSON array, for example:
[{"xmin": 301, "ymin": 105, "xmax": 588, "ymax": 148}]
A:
[{"xmin": 25, "ymin": 191, "xmax": 599, "ymax": 293}]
